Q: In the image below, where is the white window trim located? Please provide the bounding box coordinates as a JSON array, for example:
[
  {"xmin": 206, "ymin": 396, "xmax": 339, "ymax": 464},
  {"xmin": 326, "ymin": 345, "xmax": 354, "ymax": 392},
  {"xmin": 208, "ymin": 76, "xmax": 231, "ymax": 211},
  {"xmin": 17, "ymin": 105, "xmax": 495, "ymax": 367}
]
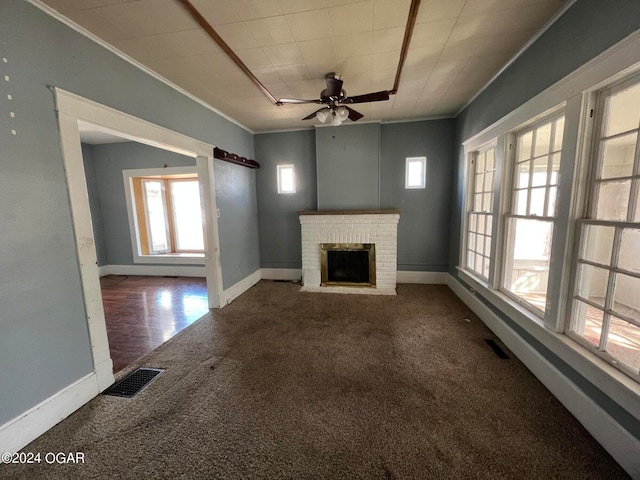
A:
[
  {"xmin": 405, "ymin": 156, "xmax": 427, "ymax": 189},
  {"xmin": 457, "ymin": 30, "xmax": 640, "ymax": 424},
  {"xmin": 123, "ymin": 167, "xmax": 206, "ymax": 265},
  {"xmin": 277, "ymin": 164, "xmax": 296, "ymax": 194}
]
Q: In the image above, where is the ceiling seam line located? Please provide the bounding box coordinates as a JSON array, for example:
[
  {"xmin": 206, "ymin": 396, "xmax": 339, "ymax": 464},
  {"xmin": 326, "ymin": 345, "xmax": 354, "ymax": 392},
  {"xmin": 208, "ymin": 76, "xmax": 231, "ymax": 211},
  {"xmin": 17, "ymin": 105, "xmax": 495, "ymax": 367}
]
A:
[{"xmin": 175, "ymin": 0, "xmax": 280, "ymax": 105}]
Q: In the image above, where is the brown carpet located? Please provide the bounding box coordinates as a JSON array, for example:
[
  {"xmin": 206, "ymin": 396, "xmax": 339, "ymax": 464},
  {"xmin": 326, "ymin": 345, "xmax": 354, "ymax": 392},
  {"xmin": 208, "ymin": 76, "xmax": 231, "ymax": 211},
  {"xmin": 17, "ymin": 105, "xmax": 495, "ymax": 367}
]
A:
[{"xmin": 3, "ymin": 282, "xmax": 628, "ymax": 479}]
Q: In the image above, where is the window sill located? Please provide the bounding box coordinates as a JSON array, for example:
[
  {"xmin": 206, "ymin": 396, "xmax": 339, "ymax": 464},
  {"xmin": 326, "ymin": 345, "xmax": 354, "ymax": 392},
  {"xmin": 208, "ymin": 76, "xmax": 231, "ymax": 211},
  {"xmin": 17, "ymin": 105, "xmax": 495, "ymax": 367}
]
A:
[
  {"xmin": 133, "ymin": 254, "xmax": 205, "ymax": 265},
  {"xmin": 456, "ymin": 267, "xmax": 640, "ymax": 422}
]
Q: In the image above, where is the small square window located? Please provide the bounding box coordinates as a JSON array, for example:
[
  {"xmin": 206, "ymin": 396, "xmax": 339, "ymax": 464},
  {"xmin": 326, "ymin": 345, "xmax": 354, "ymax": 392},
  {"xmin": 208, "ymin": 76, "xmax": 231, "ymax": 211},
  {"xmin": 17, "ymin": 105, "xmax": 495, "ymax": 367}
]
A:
[
  {"xmin": 277, "ymin": 164, "xmax": 295, "ymax": 194},
  {"xmin": 405, "ymin": 157, "xmax": 426, "ymax": 189}
]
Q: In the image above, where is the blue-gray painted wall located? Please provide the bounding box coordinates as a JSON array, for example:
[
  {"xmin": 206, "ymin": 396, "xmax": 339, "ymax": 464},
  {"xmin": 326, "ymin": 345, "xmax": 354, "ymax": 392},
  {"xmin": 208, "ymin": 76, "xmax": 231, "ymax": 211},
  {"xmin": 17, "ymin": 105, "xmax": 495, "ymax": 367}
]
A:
[
  {"xmin": 381, "ymin": 120, "xmax": 455, "ymax": 272},
  {"xmin": 254, "ymin": 120, "xmax": 455, "ymax": 271},
  {"xmin": 255, "ymin": 130, "xmax": 317, "ymax": 269},
  {"xmin": 450, "ymin": 0, "xmax": 640, "ymax": 443},
  {"xmin": 316, "ymin": 124, "xmax": 381, "ymax": 210},
  {"xmin": 0, "ymin": 0, "xmax": 257, "ymax": 425},
  {"xmin": 82, "ymin": 143, "xmax": 107, "ymax": 266},
  {"xmin": 86, "ymin": 142, "xmax": 198, "ymax": 265}
]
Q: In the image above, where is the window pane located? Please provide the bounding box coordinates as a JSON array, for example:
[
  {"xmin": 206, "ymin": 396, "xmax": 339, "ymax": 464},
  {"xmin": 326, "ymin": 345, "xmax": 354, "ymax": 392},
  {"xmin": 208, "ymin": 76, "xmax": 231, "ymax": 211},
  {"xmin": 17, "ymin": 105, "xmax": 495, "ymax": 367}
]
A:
[
  {"xmin": 553, "ymin": 117, "xmax": 564, "ymax": 151},
  {"xmin": 571, "ymin": 300, "xmax": 603, "ymax": 348},
  {"xmin": 484, "ymin": 236, "xmax": 492, "ymax": 256},
  {"xmin": 475, "ymin": 253, "xmax": 483, "ymax": 273},
  {"xmin": 482, "ymin": 193, "xmax": 492, "ymax": 212},
  {"xmin": 595, "ymin": 180, "xmax": 631, "ymax": 221},
  {"xmin": 475, "ymin": 173, "xmax": 483, "ymax": 193},
  {"xmin": 600, "ymin": 133, "xmax": 637, "ymax": 180},
  {"xmin": 474, "ymin": 193, "xmax": 482, "ymax": 211},
  {"xmin": 547, "ymin": 186, "xmax": 557, "ymax": 217},
  {"xmin": 484, "ymin": 170, "xmax": 493, "ymax": 192},
  {"xmin": 407, "ymin": 160, "xmax": 423, "ymax": 187},
  {"xmin": 619, "ymin": 228, "xmax": 640, "ymax": 274},
  {"xmin": 576, "ymin": 263, "xmax": 609, "ymax": 308},
  {"xmin": 279, "ymin": 165, "xmax": 295, "ymax": 193},
  {"xmin": 469, "ymin": 213, "xmax": 477, "ymax": 232},
  {"xmin": 468, "ymin": 232, "xmax": 476, "ymax": 252},
  {"xmin": 476, "ymin": 152, "xmax": 485, "ymax": 172},
  {"xmin": 486, "ymin": 148, "xmax": 495, "ymax": 169},
  {"xmin": 530, "ymin": 187, "xmax": 546, "ymax": 216},
  {"xmin": 504, "ymin": 218, "xmax": 553, "ymax": 309},
  {"xmin": 612, "ymin": 273, "xmax": 640, "ymax": 323},
  {"xmin": 550, "ymin": 153, "xmax": 561, "ymax": 185},
  {"xmin": 518, "ymin": 131, "xmax": 533, "ymax": 161},
  {"xmin": 477, "ymin": 216, "xmax": 485, "ymax": 235},
  {"xmin": 606, "ymin": 316, "xmax": 640, "ymax": 374},
  {"xmin": 170, "ymin": 180, "xmax": 204, "ymax": 252},
  {"xmin": 604, "ymin": 82, "xmax": 640, "ymax": 137},
  {"xmin": 143, "ymin": 180, "xmax": 169, "ymax": 253},
  {"xmin": 515, "ymin": 189, "xmax": 528, "ymax": 215},
  {"xmin": 532, "ymin": 157, "xmax": 548, "ymax": 187},
  {"xmin": 580, "ymin": 224, "xmax": 614, "ymax": 266},
  {"xmin": 516, "ymin": 162, "xmax": 530, "ymax": 188},
  {"xmin": 534, "ymin": 122, "xmax": 552, "ymax": 157}
]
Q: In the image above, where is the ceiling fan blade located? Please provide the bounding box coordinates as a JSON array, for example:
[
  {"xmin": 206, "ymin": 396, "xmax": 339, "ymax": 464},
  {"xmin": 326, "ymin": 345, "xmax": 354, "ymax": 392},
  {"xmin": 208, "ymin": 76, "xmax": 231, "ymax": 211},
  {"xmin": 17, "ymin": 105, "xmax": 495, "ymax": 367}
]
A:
[
  {"xmin": 346, "ymin": 107, "xmax": 364, "ymax": 122},
  {"xmin": 345, "ymin": 90, "xmax": 390, "ymax": 104},
  {"xmin": 326, "ymin": 77, "xmax": 343, "ymax": 97},
  {"xmin": 279, "ymin": 98, "xmax": 323, "ymax": 105},
  {"xmin": 302, "ymin": 107, "xmax": 329, "ymax": 120}
]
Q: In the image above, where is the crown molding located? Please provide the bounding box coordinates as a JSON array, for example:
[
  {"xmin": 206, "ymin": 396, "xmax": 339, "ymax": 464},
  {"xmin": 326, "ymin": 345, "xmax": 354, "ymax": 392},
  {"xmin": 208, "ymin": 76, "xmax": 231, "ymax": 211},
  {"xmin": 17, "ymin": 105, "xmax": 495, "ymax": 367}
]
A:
[{"xmin": 27, "ymin": 0, "xmax": 254, "ymax": 134}]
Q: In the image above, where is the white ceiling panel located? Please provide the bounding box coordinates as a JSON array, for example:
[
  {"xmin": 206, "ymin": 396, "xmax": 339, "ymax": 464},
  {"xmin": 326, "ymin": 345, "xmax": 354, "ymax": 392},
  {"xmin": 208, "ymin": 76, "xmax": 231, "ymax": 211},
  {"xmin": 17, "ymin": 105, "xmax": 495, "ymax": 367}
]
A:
[{"xmin": 40, "ymin": 0, "xmax": 568, "ymax": 131}]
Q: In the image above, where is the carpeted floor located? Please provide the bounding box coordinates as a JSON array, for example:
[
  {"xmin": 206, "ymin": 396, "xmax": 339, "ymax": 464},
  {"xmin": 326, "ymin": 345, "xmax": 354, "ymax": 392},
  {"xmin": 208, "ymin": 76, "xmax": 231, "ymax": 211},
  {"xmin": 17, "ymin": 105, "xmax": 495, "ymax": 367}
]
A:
[{"xmin": 3, "ymin": 282, "xmax": 628, "ymax": 479}]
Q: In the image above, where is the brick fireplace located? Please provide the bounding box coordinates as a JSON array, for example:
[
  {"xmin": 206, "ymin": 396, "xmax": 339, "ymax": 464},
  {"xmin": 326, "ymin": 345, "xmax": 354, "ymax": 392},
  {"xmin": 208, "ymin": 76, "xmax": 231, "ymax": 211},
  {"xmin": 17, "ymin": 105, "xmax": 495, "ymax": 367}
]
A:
[{"xmin": 299, "ymin": 210, "xmax": 400, "ymax": 295}]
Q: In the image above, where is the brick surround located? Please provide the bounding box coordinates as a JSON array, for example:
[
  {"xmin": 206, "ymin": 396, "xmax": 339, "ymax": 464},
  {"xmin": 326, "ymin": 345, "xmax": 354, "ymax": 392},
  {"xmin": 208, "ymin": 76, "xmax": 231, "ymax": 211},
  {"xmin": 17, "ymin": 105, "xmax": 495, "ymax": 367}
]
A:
[{"xmin": 299, "ymin": 211, "xmax": 400, "ymax": 295}]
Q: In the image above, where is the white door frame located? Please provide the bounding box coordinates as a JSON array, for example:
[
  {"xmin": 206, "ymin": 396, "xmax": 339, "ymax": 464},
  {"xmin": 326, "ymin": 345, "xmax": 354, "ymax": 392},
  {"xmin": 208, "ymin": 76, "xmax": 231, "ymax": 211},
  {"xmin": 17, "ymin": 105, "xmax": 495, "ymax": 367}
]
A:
[{"xmin": 54, "ymin": 88, "xmax": 224, "ymax": 391}]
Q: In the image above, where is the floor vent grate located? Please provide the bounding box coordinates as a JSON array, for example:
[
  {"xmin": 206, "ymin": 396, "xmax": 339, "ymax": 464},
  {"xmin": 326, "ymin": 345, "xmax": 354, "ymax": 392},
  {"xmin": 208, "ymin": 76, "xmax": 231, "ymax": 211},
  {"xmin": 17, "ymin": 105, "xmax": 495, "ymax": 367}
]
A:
[
  {"xmin": 103, "ymin": 367, "xmax": 164, "ymax": 398},
  {"xmin": 484, "ymin": 339, "xmax": 510, "ymax": 359}
]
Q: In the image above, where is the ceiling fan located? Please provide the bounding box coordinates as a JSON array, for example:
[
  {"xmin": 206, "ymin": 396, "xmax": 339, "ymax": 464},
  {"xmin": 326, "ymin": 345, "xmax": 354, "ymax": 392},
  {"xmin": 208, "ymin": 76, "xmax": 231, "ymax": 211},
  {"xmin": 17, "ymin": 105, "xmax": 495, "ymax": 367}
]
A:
[{"xmin": 278, "ymin": 72, "xmax": 390, "ymax": 126}]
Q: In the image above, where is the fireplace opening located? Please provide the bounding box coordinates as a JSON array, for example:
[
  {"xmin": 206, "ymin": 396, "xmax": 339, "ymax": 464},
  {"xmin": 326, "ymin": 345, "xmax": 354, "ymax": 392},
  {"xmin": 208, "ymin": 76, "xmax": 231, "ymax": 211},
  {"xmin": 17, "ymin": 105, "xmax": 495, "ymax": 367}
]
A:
[{"xmin": 320, "ymin": 243, "xmax": 375, "ymax": 287}]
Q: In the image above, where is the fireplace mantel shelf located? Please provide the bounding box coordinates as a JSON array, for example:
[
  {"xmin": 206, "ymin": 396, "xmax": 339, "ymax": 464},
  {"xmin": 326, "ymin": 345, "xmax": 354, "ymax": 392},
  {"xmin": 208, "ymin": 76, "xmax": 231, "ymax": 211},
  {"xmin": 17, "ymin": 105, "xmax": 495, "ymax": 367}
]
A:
[{"xmin": 298, "ymin": 209, "xmax": 400, "ymax": 216}]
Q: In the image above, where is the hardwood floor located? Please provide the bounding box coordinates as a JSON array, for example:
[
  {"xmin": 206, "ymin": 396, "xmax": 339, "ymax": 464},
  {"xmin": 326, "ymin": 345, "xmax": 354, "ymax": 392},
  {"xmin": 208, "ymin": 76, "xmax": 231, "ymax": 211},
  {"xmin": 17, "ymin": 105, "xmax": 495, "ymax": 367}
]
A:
[{"xmin": 100, "ymin": 275, "xmax": 209, "ymax": 373}]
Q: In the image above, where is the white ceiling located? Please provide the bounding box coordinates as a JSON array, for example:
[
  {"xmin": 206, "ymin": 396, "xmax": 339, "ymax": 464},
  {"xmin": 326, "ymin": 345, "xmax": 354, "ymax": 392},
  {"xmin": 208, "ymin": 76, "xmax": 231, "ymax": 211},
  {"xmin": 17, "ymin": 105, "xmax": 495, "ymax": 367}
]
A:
[{"xmin": 40, "ymin": 0, "xmax": 568, "ymax": 132}]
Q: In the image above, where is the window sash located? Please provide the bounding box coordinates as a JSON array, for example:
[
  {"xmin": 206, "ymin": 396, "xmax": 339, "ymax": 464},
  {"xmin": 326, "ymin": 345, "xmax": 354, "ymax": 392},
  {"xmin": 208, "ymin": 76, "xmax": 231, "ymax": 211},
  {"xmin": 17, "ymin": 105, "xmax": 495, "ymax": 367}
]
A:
[
  {"xmin": 567, "ymin": 75, "xmax": 640, "ymax": 380},
  {"xmin": 464, "ymin": 146, "xmax": 496, "ymax": 281}
]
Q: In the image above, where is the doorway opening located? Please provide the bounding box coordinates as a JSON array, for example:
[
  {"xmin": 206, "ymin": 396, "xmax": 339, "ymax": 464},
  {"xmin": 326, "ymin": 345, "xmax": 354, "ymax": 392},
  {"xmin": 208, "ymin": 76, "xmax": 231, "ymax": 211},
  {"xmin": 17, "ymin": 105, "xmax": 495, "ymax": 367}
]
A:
[{"xmin": 56, "ymin": 88, "xmax": 224, "ymax": 389}]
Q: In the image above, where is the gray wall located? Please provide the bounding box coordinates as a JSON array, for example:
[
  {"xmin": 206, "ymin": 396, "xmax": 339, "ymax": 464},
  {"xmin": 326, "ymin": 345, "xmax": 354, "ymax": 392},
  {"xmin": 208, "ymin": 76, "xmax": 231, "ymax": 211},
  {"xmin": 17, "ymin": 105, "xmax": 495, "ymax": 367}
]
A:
[
  {"xmin": 254, "ymin": 120, "xmax": 455, "ymax": 272},
  {"xmin": 82, "ymin": 143, "xmax": 107, "ymax": 266},
  {"xmin": 0, "ymin": 0, "xmax": 257, "ymax": 425},
  {"xmin": 450, "ymin": 0, "xmax": 640, "ymax": 444},
  {"xmin": 381, "ymin": 120, "xmax": 455, "ymax": 272},
  {"xmin": 87, "ymin": 142, "xmax": 197, "ymax": 265},
  {"xmin": 316, "ymin": 124, "xmax": 380, "ymax": 209},
  {"xmin": 255, "ymin": 130, "xmax": 317, "ymax": 269},
  {"xmin": 214, "ymin": 159, "xmax": 261, "ymax": 287}
]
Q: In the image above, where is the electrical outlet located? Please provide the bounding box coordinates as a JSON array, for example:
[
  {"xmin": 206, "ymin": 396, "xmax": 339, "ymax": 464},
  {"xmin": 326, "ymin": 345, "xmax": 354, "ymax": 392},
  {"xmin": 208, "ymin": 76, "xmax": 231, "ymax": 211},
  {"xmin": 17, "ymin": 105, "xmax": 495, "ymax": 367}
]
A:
[
  {"xmin": 469, "ymin": 287, "xmax": 476, "ymax": 296},
  {"xmin": 216, "ymin": 208, "xmax": 220, "ymax": 218}
]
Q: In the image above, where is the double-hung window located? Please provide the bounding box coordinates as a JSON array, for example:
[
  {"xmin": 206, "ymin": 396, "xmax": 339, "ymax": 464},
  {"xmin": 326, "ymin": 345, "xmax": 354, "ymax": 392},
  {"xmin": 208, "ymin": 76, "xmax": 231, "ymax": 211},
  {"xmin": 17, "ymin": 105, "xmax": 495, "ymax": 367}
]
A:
[
  {"xmin": 569, "ymin": 77, "xmax": 640, "ymax": 379},
  {"xmin": 502, "ymin": 115, "xmax": 565, "ymax": 314},
  {"xmin": 465, "ymin": 145, "xmax": 496, "ymax": 281}
]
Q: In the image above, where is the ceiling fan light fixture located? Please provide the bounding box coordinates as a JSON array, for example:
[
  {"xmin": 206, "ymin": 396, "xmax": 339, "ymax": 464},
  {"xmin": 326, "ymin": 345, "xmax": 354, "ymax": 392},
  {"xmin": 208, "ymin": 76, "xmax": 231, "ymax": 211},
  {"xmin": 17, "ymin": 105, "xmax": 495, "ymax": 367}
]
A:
[
  {"xmin": 331, "ymin": 114, "xmax": 342, "ymax": 126},
  {"xmin": 316, "ymin": 109, "xmax": 329, "ymax": 123},
  {"xmin": 336, "ymin": 106, "xmax": 349, "ymax": 121}
]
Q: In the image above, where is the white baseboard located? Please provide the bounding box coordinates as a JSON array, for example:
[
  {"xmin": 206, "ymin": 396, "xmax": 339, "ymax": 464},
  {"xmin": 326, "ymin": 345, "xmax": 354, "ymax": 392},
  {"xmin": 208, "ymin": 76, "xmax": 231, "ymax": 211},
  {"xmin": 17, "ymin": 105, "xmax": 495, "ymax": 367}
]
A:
[
  {"xmin": 446, "ymin": 274, "xmax": 640, "ymax": 477},
  {"xmin": 221, "ymin": 269, "xmax": 261, "ymax": 306},
  {"xmin": 100, "ymin": 264, "xmax": 206, "ymax": 277},
  {"xmin": 97, "ymin": 265, "xmax": 110, "ymax": 277},
  {"xmin": 261, "ymin": 268, "xmax": 302, "ymax": 281},
  {"xmin": 0, "ymin": 373, "xmax": 99, "ymax": 453},
  {"xmin": 397, "ymin": 271, "xmax": 448, "ymax": 284}
]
